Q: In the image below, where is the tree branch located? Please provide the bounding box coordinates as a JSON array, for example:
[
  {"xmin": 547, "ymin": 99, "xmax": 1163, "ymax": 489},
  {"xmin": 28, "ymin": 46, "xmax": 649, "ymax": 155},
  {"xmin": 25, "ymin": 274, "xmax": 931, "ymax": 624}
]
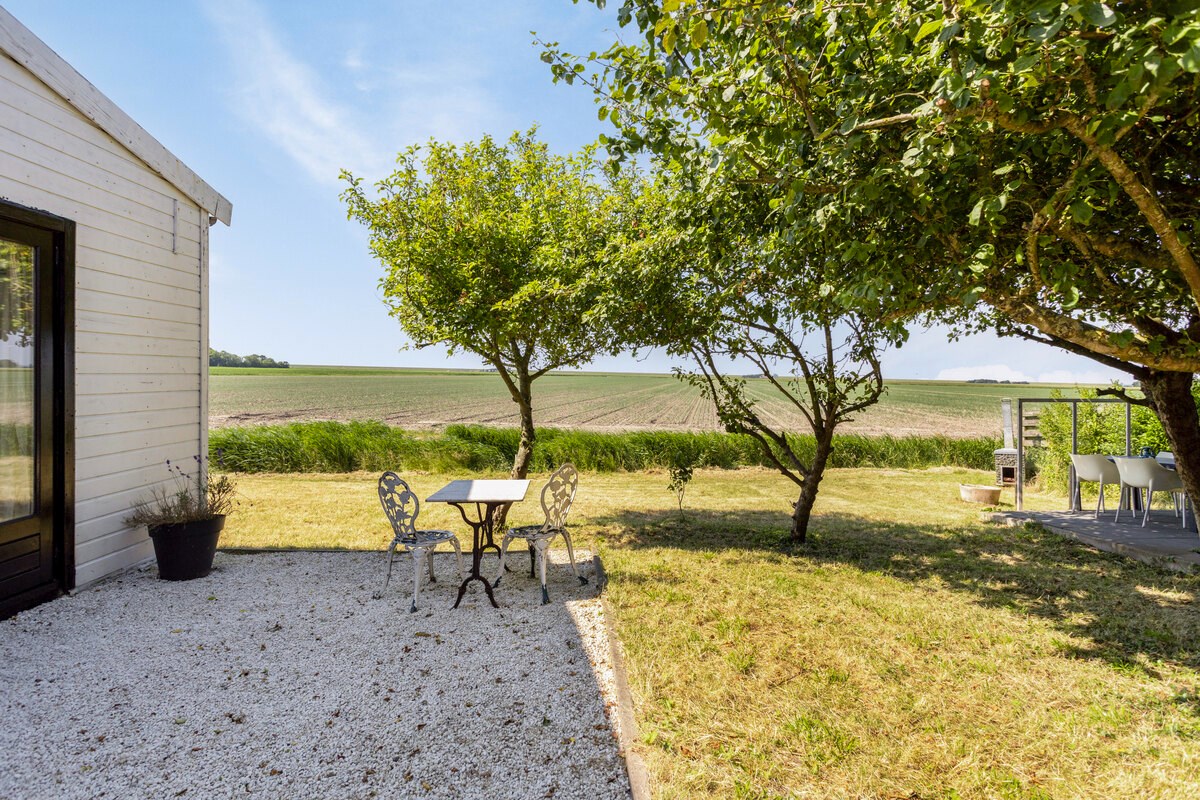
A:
[
  {"xmin": 991, "ymin": 302, "xmax": 1161, "ymax": 377},
  {"xmin": 1097, "ymin": 386, "xmax": 1152, "ymax": 407}
]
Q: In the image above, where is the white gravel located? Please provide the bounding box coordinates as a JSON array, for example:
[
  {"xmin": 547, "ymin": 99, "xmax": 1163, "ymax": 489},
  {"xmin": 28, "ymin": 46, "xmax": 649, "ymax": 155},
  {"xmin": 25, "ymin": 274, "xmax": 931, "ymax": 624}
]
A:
[{"xmin": 0, "ymin": 551, "xmax": 632, "ymax": 800}]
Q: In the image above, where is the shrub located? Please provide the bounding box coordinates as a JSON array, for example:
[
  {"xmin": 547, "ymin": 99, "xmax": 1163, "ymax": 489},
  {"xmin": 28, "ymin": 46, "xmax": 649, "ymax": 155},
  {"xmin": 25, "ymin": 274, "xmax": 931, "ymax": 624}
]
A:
[{"xmin": 1038, "ymin": 389, "xmax": 1177, "ymax": 493}]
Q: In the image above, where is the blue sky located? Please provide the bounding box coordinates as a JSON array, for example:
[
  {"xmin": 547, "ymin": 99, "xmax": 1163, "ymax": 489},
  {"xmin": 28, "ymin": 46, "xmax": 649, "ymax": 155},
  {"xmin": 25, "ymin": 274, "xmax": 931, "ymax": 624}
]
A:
[{"xmin": 5, "ymin": 1, "xmax": 1125, "ymax": 384}]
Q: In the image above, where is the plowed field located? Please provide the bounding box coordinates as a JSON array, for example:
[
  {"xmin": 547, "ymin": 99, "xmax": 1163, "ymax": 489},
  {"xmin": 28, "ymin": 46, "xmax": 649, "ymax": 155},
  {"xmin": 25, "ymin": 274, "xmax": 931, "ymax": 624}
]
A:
[{"xmin": 209, "ymin": 366, "xmax": 1092, "ymax": 438}]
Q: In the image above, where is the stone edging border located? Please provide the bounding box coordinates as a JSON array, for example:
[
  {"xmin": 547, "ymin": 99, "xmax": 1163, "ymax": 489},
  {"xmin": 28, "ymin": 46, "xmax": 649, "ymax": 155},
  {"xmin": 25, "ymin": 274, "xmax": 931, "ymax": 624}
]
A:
[{"xmin": 593, "ymin": 554, "xmax": 652, "ymax": 800}]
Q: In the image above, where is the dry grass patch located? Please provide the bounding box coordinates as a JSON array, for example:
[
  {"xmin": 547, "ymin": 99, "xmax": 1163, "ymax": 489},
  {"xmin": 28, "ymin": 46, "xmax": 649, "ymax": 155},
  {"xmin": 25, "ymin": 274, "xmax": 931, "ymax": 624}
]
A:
[{"xmin": 220, "ymin": 467, "xmax": 1200, "ymax": 798}]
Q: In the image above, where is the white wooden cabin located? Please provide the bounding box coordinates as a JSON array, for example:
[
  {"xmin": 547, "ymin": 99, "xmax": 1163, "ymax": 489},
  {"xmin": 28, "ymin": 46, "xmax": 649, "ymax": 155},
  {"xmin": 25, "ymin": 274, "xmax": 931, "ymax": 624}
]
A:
[{"xmin": 0, "ymin": 8, "xmax": 231, "ymax": 617}]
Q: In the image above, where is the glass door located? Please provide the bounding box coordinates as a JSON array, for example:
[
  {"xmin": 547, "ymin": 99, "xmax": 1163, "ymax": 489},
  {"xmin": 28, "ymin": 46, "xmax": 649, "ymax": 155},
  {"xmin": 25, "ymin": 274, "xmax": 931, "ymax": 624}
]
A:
[
  {"xmin": 1, "ymin": 236, "xmax": 36, "ymax": 521},
  {"xmin": 0, "ymin": 215, "xmax": 61, "ymax": 615}
]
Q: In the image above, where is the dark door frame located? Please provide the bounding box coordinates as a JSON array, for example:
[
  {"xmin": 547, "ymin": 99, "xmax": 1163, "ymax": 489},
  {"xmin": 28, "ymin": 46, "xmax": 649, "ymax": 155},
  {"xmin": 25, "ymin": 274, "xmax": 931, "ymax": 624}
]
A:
[{"xmin": 0, "ymin": 198, "xmax": 74, "ymax": 619}]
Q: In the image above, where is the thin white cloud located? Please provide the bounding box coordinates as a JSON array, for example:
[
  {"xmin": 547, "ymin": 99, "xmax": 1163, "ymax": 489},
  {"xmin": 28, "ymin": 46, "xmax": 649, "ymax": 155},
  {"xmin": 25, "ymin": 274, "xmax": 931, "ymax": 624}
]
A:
[
  {"xmin": 935, "ymin": 364, "xmax": 1120, "ymax": 385},
  {"xmin": 208, "ymin": 250, "xmax": 235, "ymax": 286},
  {"xmin": 203, "ymin": 2, "xmax": 508, "ymax": 184},
  {"xmin": 937, "ymin": 364, "xmax": 1034, "ymax": 382},
  {"xmin": 380, "ymin": 64, "xmax": 502, "ymax": 145},
  {"xmin": 343, "ymin": 47, "xmax": 365, "ymax": 73},
  {"xmin": 203, "ymin": 1, "xmax": 388, "ymax": 184},
  {"xmin": 1034, "ymin": 369, "xmax": 1122, "ymax": 385}
]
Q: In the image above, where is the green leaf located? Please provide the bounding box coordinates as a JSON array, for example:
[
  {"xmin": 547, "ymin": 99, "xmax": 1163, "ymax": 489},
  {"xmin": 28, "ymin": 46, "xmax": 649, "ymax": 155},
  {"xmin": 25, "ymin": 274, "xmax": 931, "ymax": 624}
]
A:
[
  {"xmin": 1106, "ymin": 78, "xmax": 1133, "ymax": 109},
  {"xmin": 1027, "ymin": 18, "xmax": 1065, "ymax": 43},
  {"xmin": 937, "ymin": 21, "xmax": 962, "ymax": 44},
  {"xmin": 914, "ymin": 19, "xmax": 942, "ymax": 43},
  {"xmin": 1012, "ymin": 52, "xmax": 1040, "ymax": 72},
  {"xmin": 1081, "ymin": 3, "xmax": 1116, "ymax": 28},
  {"xmin": 1070, "ymin": 200, "xmax": 1094, "ymax": 224},
  {"xmin": 968, "ymin": 198, "xmax": 985, "ymax": 226},
  {"xmin": 1182, "ymin": 42, "xmax": 1200, "ymax": 73},
  {"xmin": 690, "ymin": 19, "xmax": 708, "ymax": 49},
  {"xmin": 722, "ymin": 85, "xmax": 737, "ymax": 102}
]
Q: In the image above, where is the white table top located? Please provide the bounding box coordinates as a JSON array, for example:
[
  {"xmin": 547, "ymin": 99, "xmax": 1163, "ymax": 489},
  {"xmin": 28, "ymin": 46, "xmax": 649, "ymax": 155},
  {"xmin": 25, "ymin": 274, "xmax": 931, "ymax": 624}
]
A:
[{"xmin": 426, "ymin": 479, "xmax": 530, "ymax": 504}]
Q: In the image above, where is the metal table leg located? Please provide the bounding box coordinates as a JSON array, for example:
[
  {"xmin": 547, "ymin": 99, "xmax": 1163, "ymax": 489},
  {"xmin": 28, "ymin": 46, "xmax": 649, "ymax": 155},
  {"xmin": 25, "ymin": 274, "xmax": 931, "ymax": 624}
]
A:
[{"xmin": 449, "ymin": 501, "xmax": 501, "ymax": 609}]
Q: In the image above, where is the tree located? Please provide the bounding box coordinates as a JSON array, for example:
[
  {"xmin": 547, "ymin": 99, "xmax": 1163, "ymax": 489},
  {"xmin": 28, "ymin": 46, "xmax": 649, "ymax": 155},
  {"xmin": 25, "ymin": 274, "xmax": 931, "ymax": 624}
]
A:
[
  {"xmin": 208, "ymin": 349, "xmax": 289, "ymax": 368},
  {"xmin": 551, "ymin": 1, "xmax": 1200, "ymax": 504},
  {"xmin": 341, "ymin": 130, "xmax": 636, "ymax": 479},
  {"xmin": 606, "ymin": 184, "xmax": 895, "ymax": 542}
]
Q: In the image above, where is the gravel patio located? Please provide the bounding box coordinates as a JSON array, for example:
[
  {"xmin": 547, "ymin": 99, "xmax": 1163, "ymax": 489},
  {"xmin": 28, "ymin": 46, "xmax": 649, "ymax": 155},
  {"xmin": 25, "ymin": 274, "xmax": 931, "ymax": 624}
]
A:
[{"xmin": 0, "ymin": 550, "xmax": 632, "ymax": 800}]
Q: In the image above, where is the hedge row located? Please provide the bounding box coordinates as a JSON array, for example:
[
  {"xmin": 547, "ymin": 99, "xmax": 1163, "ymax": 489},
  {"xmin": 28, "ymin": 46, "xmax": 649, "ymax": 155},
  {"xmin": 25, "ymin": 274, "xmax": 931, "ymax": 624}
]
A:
[{"xmin": 208, "ymin": 421, "xmax": 1001, "ymax": 474}]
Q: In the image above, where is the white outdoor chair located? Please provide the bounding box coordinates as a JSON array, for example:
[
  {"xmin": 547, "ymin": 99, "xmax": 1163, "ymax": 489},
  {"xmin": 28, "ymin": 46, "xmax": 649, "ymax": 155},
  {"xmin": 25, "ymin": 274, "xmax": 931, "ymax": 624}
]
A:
[
  {"xmin": 493, "ymin": 462, "xmax": 586, "ymax": 604},
  {"xmin": 1069, "ymin": 453, "xmax": 1122, "ymax": 518},
  {"xmin": 375, "ymin": 472, "xmax": 463, "ymax": 612},
  {"xmin": 1113, "ymin": 457, "xmax": 1187, "ymax": 528}
]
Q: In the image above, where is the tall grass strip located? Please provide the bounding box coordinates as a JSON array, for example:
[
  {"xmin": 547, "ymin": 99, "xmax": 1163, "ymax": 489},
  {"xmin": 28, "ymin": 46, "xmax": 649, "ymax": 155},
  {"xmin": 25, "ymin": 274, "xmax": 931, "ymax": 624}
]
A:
[{"xmin": 211, "ymin": 422, "xmax": 1000, "ymax": 474}]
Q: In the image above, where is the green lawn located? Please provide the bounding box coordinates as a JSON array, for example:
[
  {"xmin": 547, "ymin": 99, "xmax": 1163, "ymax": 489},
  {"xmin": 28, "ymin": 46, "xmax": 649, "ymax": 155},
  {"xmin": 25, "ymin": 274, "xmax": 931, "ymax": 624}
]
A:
[
  {"xmin": 210, "ymin": 365, "xmax": 1091, "ymax": 438},
  {"xmin": 220, "ymin": 466, "xmax": 1200, "ymax": 799}
]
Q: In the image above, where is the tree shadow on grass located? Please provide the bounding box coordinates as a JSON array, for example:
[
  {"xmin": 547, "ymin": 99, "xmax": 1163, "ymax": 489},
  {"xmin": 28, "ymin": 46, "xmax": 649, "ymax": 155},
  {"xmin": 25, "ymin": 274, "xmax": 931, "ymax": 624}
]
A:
[{"xmin": 592, "ymin": 507, "xmax": 1200, "ymax": 678}]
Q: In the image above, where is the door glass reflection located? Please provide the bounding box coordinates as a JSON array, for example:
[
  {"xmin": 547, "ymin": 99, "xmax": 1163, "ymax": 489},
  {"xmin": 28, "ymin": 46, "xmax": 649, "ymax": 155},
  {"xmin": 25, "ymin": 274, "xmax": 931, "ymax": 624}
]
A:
[{"xmin": 0, "ymin": 237, "xmax": 35, "ymax": 522}]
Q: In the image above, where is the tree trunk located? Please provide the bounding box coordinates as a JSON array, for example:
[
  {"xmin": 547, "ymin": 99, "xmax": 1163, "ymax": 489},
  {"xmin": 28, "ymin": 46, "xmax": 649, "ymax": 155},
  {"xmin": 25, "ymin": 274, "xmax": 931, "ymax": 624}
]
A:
[
  {"xmin": 1139, "ymin": 370, "xmax": 1200, "ymax": 511},
  {"xmin": 789, "ymin": 429, "xmax": 835, "ymax": 544},
  {"xmin": 496, "ymin": 377, "xmax": 536, "ymax": 530},
  {"xmin": 511, "ymin": 385, "xmax": 536, "ymax": 481}
]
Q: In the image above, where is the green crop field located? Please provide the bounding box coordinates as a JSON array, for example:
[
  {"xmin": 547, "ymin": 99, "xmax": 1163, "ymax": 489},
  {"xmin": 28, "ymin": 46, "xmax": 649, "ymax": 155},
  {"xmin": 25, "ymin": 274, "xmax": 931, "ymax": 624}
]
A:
[{"xmin": 209, "ymin": 365, "xmax": 1095, "ymax": 438}]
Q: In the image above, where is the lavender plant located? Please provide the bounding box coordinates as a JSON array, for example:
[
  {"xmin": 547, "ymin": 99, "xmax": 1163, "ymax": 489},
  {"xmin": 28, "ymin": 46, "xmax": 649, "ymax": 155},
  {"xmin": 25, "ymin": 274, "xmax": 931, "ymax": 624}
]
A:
[{"xmin": 125, "ymin": 455, "xmax": 236, "ymax": 528}]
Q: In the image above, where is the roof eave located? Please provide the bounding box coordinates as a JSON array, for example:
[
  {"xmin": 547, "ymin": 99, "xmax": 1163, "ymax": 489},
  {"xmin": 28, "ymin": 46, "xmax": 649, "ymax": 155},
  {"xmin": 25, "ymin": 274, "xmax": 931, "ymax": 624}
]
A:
[{"xmin": 0, "ymin": 6, "xmax": 232, "ymax": 225}]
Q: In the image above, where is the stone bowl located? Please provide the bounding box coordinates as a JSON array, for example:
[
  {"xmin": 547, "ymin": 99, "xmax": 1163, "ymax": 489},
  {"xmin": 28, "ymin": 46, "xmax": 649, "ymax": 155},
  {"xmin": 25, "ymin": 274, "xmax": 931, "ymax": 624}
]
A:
[{"xmin": 959, "ymin": 483, "xmax": 1002, "ymax": 505}]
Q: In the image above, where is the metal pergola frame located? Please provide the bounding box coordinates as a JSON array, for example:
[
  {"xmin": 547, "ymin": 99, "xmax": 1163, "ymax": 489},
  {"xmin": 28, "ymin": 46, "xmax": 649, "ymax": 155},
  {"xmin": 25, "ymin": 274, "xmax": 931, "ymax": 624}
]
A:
[{"xmin": 1015, "ymin": 397, "xmax": 1132, "ymax": 511}]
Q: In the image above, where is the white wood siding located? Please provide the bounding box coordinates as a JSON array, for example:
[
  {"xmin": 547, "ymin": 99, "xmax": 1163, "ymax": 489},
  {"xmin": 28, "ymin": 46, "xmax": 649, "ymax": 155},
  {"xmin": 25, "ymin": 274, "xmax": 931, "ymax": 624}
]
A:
[{"xmin": 0, "ymin": 52, "xmax": 208, "ymax": 586}]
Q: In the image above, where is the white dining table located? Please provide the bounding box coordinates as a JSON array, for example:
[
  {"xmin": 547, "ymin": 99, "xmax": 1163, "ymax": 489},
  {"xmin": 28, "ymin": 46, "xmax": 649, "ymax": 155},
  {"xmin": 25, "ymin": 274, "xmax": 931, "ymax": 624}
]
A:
[{"xmin": 426, "ymin": 479, "xmax": 530, "ymax": 609}]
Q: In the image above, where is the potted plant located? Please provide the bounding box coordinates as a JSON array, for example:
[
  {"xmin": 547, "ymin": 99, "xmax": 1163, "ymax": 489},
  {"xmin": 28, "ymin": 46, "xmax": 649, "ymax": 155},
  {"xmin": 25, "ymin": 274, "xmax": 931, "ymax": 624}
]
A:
[{"xmin": 126, "ymin": 457, "xmax": 236, "ymax": 580}]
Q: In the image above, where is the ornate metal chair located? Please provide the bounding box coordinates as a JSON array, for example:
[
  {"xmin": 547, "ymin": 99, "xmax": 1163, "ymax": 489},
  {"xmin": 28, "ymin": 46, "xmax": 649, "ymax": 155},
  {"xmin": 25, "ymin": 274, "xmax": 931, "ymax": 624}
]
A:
[
  {"xmin": 493, "ymin": 462, "xmax": 586, "ymax": 604},
  {"xmin": 374, "ymin": 472, "xmax": 463, "ymax": 612}
]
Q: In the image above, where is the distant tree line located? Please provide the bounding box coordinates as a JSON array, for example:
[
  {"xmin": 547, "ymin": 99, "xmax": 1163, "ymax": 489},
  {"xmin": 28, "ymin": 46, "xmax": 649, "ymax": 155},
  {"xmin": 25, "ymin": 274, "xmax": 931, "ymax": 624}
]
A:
[{"xmin": 208, "ymin": 348, "xmax": 289, "ymax": 369}]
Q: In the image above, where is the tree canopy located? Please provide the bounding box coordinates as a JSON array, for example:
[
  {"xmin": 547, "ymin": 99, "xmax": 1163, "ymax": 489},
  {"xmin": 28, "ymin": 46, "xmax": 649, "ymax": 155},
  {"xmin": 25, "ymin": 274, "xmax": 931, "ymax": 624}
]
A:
[
  {"xmin": 551, "ymin": 0, "xmax": 1200, "ymax": 498},
  {"xmin": 208, "ymin": 349, "xmax": 289, "ymax": 369},
  {"xmin": 341, "ymin": 129, "xmax": 642, "ymax": 477}
]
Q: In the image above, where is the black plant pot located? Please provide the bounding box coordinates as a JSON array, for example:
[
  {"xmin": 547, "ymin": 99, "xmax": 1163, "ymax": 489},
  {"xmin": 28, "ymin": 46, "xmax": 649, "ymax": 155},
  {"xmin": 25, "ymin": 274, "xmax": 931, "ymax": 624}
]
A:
[{"xmin": 148, "ymin": 515, "xmax": 225, "ymax": 580}]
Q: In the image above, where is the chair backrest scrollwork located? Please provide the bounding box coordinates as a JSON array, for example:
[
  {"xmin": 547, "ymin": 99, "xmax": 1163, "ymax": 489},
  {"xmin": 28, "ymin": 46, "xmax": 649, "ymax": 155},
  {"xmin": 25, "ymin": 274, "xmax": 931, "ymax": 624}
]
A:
[
  {"xmin": 378, "ymin": 472, "xmax": 420, "ymax": 541},
  {"xmin": 540, "ymin": 462, "xmax": 578, "ymax": 531}
]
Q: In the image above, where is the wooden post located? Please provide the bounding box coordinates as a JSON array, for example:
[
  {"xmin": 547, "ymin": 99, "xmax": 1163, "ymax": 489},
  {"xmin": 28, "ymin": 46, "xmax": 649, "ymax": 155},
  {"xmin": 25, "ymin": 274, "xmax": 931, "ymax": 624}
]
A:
[
  {"xmin": 1125, "ymin": 403, "xmax": 1132, "ymax": 456},
  {"xmin": 1016, "ymin": 399, "xmax": 1024, "ymax": 511},
  {"xmin": 1069, "ymin": 401, "xmax": 1080, "ymax": 512}
]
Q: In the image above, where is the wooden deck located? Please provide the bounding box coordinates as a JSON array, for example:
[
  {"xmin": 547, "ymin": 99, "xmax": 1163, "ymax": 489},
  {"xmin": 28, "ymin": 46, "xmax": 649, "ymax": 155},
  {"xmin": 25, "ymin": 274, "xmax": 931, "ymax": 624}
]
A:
[{"xmin": 999, "ymin": 509, "xmax": 1200, "ymax": 573}]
